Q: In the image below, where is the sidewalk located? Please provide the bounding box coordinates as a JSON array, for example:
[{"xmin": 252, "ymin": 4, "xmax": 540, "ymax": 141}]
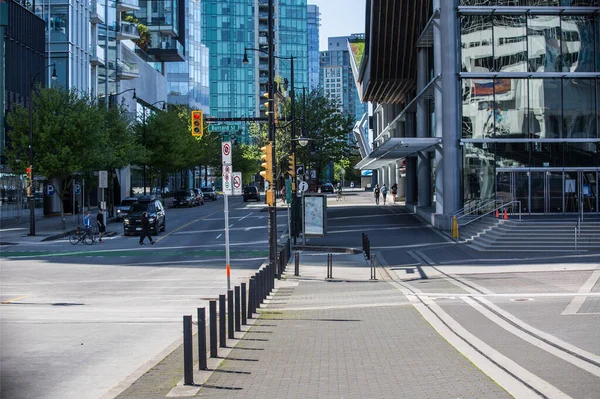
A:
[
  {"xmin": 0, "ymin": 210, "xmax": 119, "ymax": 245},
  {"xmin": 114, "ymin": 252, "xmax": 510, "ymax": 399}
]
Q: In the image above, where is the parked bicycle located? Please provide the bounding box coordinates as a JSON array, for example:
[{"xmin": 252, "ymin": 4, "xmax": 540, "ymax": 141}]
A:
[{"xmin": 69, "ymin": 226, "xmax": 97, "ymax": 245}]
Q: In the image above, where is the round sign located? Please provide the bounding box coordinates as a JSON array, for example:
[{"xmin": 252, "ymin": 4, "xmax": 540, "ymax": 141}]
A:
[
  {"xmin": 46, "ymin": 184, "xmax": 55, "ymax": 196},
  {"xmin": 224, "ymin": 165, "xmax": 231, "ymax": 173},
  {"xmin": 223, "ymin": 143, "xmax": 231, "ymax": 156},
  {"xmin": 74, "ymin": 183, "xmax": 81, "ymax": 195},
  {"xmin": 233, "ymin": 175, "xmax": 241, "ymax": 188},
  {"xmin": 298, "ymin": 181, "xmax": 308, "ymax": 193}
]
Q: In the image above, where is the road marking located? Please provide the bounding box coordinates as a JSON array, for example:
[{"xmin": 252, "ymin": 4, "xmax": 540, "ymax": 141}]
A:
[
  {"xmin": 0, "ymin": 295, "xmax": 28, "ymax": 304},
  {"xmin": 562, "ymin": 269, "xmax": 600, "ymax": 315},
  {"xmin": 462, "ymin": 296, "xmax": 600, "ymax": 377},
  {"xmin": 154, "ymin": 208, "xmax": 223, "ymax": 243}
]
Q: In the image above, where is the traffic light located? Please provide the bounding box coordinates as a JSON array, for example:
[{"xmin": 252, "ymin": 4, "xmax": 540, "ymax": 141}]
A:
[
  {"xmin": 288, "ymin": 154, "xmax": 295, "ymax": 178},
  {"xmin": 260, "ymin": 142, "xmax": 275, "ymax": 206},
  {"xmin": 191, "ymin": 110, "xmax": 203, "ymax": 137}
]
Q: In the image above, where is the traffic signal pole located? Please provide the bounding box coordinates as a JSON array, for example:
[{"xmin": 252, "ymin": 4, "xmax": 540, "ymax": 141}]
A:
[{"xmin": 267, "ymin": 0, "xmax": 277, "ymax": 275}]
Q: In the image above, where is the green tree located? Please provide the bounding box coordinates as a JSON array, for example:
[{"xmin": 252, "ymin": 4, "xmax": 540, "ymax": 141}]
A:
[{"xmin": 5, "ymin": 87, "xmax": 110, "ymax": 224}]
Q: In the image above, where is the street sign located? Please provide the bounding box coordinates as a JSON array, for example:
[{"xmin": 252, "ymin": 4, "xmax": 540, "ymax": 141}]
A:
[
  {"xmin": 46, "ymin": 184, "xmax": 55, "ymax": 196},
  {"xmin": 222, "ymin": 165, "xmax": 232, "ymax": 196},
  {"xmin": 208, "ymin": 124, "xmax": 239, "ymax": 133},
  {"xmin": 232, "ymin": 172, "xmax": 242, "ymax": 196},
  {"xmin": 74, "ymin": 183, "xmax": 81, "ymax": 195},
  {"xmin": 99, "ymin": 171, "xmax": 108, "ymax": 188},
  {"xmin": 298, "ymin": 180, "xmax": 308, "ymax": 193},
  {"xmin": 222, "ymin": 141, "xmax": 232, "ymax": 165}
]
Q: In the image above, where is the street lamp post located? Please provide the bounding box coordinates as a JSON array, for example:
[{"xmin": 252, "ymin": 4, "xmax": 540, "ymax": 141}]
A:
[
  {"xmin": 138, "ymin": 99, "xmax": 166, "ymax": 195},
  {"xmin": 28, "ymin": 64, "xmax": 57, "ymax": 236}
]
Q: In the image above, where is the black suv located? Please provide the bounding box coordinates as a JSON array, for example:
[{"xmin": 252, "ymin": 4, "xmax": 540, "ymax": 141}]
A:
[
  {"xmin": 172, "ymin": 190, "xmax": 196, "ymax": 208},
  {"xmin": 123, "ymin": 196, "xmax": 166, "ymax": 236},
  {"xmin": 243, "ymin": 186, "xmax": 260, "ymax": 202},
  {"xmin": 201, "ymin": 186, "xmax": 217, "ymax": 201}
]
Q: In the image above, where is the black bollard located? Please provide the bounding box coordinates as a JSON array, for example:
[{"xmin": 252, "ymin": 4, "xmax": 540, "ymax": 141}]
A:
[
  {"xmin": 197, "ymin": 307, "xmax": 207, "ymax": 370},
  {"xmin": 227, "ymin": 290, "xmax": 234, "ymax": 339},
  {"xmin": 183, "ymin": 315, "xmax": 194, "ymax": 385},
  {"xmin": 209, "ymin": 300, "xmax": 217, "ymax": 357},
  {"xmin": 234, "ymin": 286, "xmax": 241, "ymax": 332},
  {"xmin": 294, "ymin": 251, "xmax": 299, "ymax": 275},
  {"xmin": 219, "ymin": 294, "xmax": 226, "ymax": 348},
  {"xmin": 248, "ymin": 277, "xmax": 255, "ymax": 318},
  {"xmin": 241, "ymin": 282, "xmax": 247, "ymax": 325}
]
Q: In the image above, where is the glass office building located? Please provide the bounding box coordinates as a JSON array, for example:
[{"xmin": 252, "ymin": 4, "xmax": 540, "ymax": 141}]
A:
[
  {"xmin": 460, "ymin": 0, "xmax": 599, "ymax": 214},
  {"xmin": 307, "ymin": 4, "xmax": 320, "ymax": 90},
  {"xmin": 358, "ymin": 0, "xmax": 599, "ymax": 226}
]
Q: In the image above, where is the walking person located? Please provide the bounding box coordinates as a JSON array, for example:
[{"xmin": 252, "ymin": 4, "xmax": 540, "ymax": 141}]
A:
[
  {"xmin": 83, "ymin": 211, "xmax": 92, "ymax": 234},
  {"xmin": 96, "ymin": 208, "xmax": 106, "ymax": 243},
  {"xmin": 391, "ymin": 183, "xmax": 398, "ymax": 203},
  {"xmin": 139, "ymin": 211, "xmax": 154, "ymax": 245},
  {"xmin": 373, "ymin": 184, "xmax": 380, "ymax": 205},
  {"xmin": 381, "ymin": 184, "xmax": 388, "ymax": 205}
]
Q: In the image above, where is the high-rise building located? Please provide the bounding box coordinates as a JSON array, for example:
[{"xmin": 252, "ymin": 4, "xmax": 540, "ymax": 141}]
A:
[
  {"xmin": 307, "ymin": 4, "xmax": 320, "ymax": 90},
  {"xmin": 320, "ymin": 34, "xmax": 367, "ymax": 122},
  {"xmin": 356, "ymin": 0, "xmax": 600, "ymax": 226},
  {"xmin": 201, "ymin": 0, "xmax": 308, "ymax": 123}
]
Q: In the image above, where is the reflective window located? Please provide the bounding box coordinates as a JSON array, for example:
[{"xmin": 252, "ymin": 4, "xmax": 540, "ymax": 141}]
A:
[
  {"xmin": 562, "ymin": 16, "xmax": 595, "ymax": 73},
  {"xmin": 461, "ymin": 15, "xmax": 493, "ymax": 73},
  {"xmin": 563, "ymin": 79, "xmax": 597, "ymax": 139},
  {"xmin": 527, "ymin": 15, "xmax": 561, "ymax": 72},
  {"xmin": 530, "ymin": 78, "xmax": 562, "ymax": 138},
  {"xmin": 463, "ymin": 143, "xmax": 496, "ymax": 201},
  {"xmin": 493, "ymin": 15, "xmax": 527, "ymax": 72}
]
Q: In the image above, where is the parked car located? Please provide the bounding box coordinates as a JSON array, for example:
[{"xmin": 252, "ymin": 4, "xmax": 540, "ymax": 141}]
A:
[
  {"xmin": 321, "ymin": 183, "xmax": 335, "ymax": 193},
  {"xmin": 123, "ymin": 196, "xmax": 166, "ymax": 236},
  {"xmin": 172, "ymin": 190, "xmax": 196, "ymax": 208},
  {"xmin": 243, "ymin": 186, "xmax": 260, "ymax": 202},
  {"xmin": 192, "ymin": 188, "xmax": 205, "ymax": 206},
  {"xmin": 115, "ymin": 197, "xmax": 138, "ymax": 221},
  {"xmin": 201, "ymin": 186, "xmax": 218, "ymax": 201}
]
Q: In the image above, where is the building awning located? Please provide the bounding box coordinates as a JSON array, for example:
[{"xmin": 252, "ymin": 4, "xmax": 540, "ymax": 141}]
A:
[{"xmin": 355, "ymin": 137, "xmax": 441, "ymax": 170}]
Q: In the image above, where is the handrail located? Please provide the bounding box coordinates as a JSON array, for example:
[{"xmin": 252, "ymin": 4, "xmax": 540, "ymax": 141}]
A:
[
  {"xmin": 455, "ymin": 199, "xmax": 503, "ymax": 222},
  {"xmin": 449, "ymin": 200, "xmax": 522, "ymax": 240},
  {"xmin": 450, "ymin": 198, "xmax": 499, "ymax": 218}
]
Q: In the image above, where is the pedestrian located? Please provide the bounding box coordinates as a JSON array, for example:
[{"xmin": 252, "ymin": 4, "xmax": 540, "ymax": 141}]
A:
[
  {"xmin": 381, "ymin": 184, "xmax": 388, "ymax": 205},
  {"xmin": 391, "ymin": 183, "xmax": 398, "ymax": 203},
  {"xmin": 139, "ymin": 211, "xmax": 154, "ymax": 245},
  {"xmin": 96, "ymin": 208, "xmax": 105, "ymax": 243},
  {"xmin": 281, "ymin": 185, "xmax": 286, "ymax": 203},
  {"xmin": 83, "ymin": 211, "xmax": 92, "ymax": 233},
  {"xmin": 373, "ymin": 184, "xmax": 380, "ymax": 205}
]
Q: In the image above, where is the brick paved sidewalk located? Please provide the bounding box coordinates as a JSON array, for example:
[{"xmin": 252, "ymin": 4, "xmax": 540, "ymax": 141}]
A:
[{"xmin": 115, "ymin": 253, "xmax": 510, "ymax": 399}]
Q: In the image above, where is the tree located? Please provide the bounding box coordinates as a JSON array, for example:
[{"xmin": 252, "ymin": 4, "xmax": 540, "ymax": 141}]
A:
[
  {"xmin": 278, "ymin": 89, "xmax": 357, "ymax": 187},
  {"xmin": 5, "ymin": 87, "xmax": 110, "ymax": 225}
]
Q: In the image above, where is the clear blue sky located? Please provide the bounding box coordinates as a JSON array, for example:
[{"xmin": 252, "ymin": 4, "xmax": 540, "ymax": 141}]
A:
[{"xmin": 309, "ymin": 0, "xmax": 366, "ymax": 51}]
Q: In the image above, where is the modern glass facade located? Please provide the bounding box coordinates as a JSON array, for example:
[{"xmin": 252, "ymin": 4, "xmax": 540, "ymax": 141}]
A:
[
  {"xmin": 307, "ymin": 4, "xmax": 320, "ymax": 90},
  {"xmin": 276, "ymin": 0, "xmax": 308, "ymax": 91},
  {"xmin": 459, "ymin": 2, "xmax": 600, "ymax": 214}
]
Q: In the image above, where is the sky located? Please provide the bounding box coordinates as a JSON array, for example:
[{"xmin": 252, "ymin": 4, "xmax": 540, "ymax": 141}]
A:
[{"xmin": 309, "ymin": 0, "xmax": 367, "ymax": 51}]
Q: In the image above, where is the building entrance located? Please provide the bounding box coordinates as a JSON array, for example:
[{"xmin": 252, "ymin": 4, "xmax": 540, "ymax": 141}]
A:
[{"xmin": 496, "ymin": 168, "xmax": 598, "ymax": 215}]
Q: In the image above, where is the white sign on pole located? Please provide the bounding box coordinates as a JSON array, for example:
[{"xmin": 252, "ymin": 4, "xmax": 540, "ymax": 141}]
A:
[
  {"xmin": 232, "ymin": 172, "xmax": 242, "ymax": 196},
  {"xmin": 223, "ymin": 165, "xmax": 232, "ymax": 195},
  {"xmin": 99, "ymin": 171, "xmax": 108, "ymax": 188},
  {"xmin": 298, "ymin": 180, "xmax": 309, "ymax": 193},
  {"xmin": 222, "ymin": 141, "xmax": 232, "ymax": 165}
]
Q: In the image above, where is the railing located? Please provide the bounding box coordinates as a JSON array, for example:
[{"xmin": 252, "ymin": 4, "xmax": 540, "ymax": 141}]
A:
[
  {"xmin": 450, "ymin": 200, "xmax": 522, "ymax": 241},
  {"xmin": 450, "ymin": 198, "xmax": 500, "ymax": 218}
]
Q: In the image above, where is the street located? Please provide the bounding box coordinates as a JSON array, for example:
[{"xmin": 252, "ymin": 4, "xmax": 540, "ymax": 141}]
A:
[{"xmin": 1, "ymin": 192, "xmax": 600, "ymax": 398}]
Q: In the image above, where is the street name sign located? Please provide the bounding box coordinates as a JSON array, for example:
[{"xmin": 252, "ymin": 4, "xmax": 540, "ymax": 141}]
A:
[{"xmin": 208, "ymin": 124, "xmax": 239, "ymax": 133}]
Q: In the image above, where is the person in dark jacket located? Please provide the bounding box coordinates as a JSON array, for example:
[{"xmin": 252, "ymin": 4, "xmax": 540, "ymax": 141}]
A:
[
  {"xmin": 96, "ymin": 208, "xmax": 106, "ymax": 243},
  {"xmin": 139, "ymin": 212, "xmax": 154, "ymax": 245}
]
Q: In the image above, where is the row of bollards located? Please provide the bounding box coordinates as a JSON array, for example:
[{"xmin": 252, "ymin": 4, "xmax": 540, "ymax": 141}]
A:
[
  {"xmin": 181, "ymin": 261, "xmax": 279, "ymax": 386},
  {"xmin": 362, "ymin": 232, "xmax": 371, "ymax": 260}
]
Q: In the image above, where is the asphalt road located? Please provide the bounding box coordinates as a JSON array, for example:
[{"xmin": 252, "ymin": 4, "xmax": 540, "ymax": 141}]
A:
[{"xmin": 0, "ymin": 196, "xmax": 283, "ymax": 399}]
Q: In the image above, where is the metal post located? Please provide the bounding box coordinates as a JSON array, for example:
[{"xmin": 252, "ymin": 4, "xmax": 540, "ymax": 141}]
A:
[
  {"xmin": 28, "ymin": 74, "xmax": 35, "ymax": 236},
  {"xmin": 371, "ymin": 255, "xmax": 377, "ymax": 280},
  {"xmin": 267, "ymin": 0, "xmax": 278, "ymax": 274},
  {"xmin": 248, "ymin": 277, "xmax": 254, "ymax": 318},
  {"xmin": 241, "ymin": 282, "xmax": 247, "ymax": 325},
  {"xmin": 290, "ymin": 56, "xmax": 297, "ymax": 244},
  {"xmin": 197, "ymin": 307, "xmax": 207, "ymax": 370},
  {"xmin": 234, "ymin": 286, "xmax": 241, "ymax": 332},
  {"xmin": 294, "ymin": 251, "xmax": 299, "ymax": 276},
  {"xmin": 183, "ymin": 315, "xmax": 193, "ymax": 385},
  {"xmin": 227, "ymin": 290, "xmax": 234, "ymax": 339},
  {"xmin": 224, "ymin": 189, "xmax": 231, "ymax": 291},
  {"xmin": 143, "ymin": 107, "xmax": 147, "ymax": 195},
  {"xmin": 219, "ymin": 294, "xmax": 226, "ymax": 347},
  {"xmin": 209, "ymin": 300, "xmax": 217, "ymax": 357}
]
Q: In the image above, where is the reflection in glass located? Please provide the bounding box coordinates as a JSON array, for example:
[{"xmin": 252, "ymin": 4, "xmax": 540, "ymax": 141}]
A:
[
  {"xmin": 493, "ymin": 15, "xmax": 527, "ymax": 72},
  {"xmin": 563, "ymin": 79, "xmax": 596, "ymax": 139},
  {"xmin": 561, "ymin": 16, "xmax": 595, "ymax": 73},
  {"xmin": 527, "ymin": 15, "xmax": 561, "ymax": 72},
  {"xmin": 463, "ymin": 143, "xmax": 495, "ymax": 201},
  {"xmin": 530, "ymin": 78, "xmax": 561, "ymax": 138},
  {"xmin": 460, "ymin": 15, "xmax": 493, "ymax": 73}
]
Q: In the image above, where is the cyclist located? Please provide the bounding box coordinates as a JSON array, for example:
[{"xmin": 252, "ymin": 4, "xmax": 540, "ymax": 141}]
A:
[
  {"xmin": 336, "ymin": 183, "xmax": 343, "ymax": 200},
  {"xmin": 373, "ymin": 184, "xmax": 380, "ymax": 205}
]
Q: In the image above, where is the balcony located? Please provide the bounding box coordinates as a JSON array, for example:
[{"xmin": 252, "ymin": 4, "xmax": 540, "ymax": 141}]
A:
[
  {"xmin": 116, "ymin": 0, "xmax": 140, "ymax": 12},
  {"xmin": 116, "ymin": 21, "xmax": 140, "ymax": 41},
  {"xmin": 117, "ymin": 61, "xmax": 139, "ymax": 79},
  {"xmin": 90, "ymin": 45, "xmax": 105, "ymax": 66},
  {"xmin": 146, "ymin": 37, "xmax": 185, "ymax": 62},
  {"xmin": 90, "ymin": 1, "xmax": 105, "ymax": 24}
]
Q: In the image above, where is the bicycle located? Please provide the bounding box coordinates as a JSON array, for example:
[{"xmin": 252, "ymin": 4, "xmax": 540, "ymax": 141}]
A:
[
  {"xmin": 336, "ymin": 190, "xmax": 345, "ymax": 201},
  {"xmin": 69, "ymin": 226, "xmax": 96, "ymax": 245}
]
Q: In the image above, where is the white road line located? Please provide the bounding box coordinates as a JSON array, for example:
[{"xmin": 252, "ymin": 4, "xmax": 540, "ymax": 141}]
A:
[
  {"xmin": 562, "ymin": 269, "xmax": 600, "ymax": 315},
  {"xmin": 417, "ymin": 295, "xmax": 571, "ymax": 398},
  {"xmin": 462, "ymin": 296, "xmax": 600, "ymax": 377}
]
